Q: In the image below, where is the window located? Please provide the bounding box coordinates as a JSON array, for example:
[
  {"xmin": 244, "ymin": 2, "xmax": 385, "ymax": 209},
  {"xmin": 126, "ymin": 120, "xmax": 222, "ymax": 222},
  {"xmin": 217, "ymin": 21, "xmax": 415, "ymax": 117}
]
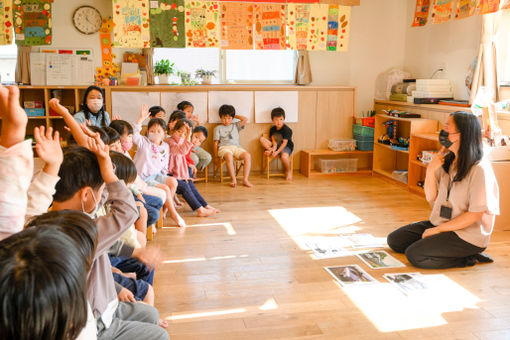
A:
[
  {"xmin": 0, "ymin": 40, "xmax": 17, "ymax": 83},
  {"xmin": 153, "ymin": 48, "xmax": 296, "ymax": 83}
]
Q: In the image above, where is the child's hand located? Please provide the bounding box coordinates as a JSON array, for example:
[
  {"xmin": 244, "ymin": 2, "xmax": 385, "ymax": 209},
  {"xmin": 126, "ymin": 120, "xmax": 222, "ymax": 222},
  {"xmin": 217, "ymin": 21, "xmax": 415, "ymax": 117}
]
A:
[
  {"xmin": 112, "ymin": 114, "xmax": 121, "ymax": 121},
  {"xmin": 0, "ymin": 86, "xmax": 28, "ymax": 148},
  {"xmin": 137, "ymin": 193, "xmax": 146, "ymax": 203},
  {"xmin": 88, "ymin": 135, "xmax": 118, "ymax": 184},
  {"xmin": 132, "ymin": 245, "xmax": 162, "ymax": 270},
  {"xmin": 214, "ymin": 156, "xmax": 221, "ymax": 167},
  {"xmin": 191, "ymin": 115, "xmax": 200, "ymax": 125},
  {"xmin": 34, "ymin": 126, "xmax": 63, "ymax": 176},
  {"xmin": 118, "ymin": 287, "xmax": 136, "ymax": 303},
  {"xmin": 48, "ymin": 98, "xmax": 70, "ymax": 117},
  {"xmin": 79, "ymin": 122, "xmax": 97, "ymax": 138},
  {"xmin": 190, "ymin": 164, "xmax": 197, "ymax": 177},
  {"xmin": 185, "ymin": 124, "xmax": 192, "ymax": 138},
  {"xmin": 137, "ymin": 104, "xmax": 150, "ymax": 124}
]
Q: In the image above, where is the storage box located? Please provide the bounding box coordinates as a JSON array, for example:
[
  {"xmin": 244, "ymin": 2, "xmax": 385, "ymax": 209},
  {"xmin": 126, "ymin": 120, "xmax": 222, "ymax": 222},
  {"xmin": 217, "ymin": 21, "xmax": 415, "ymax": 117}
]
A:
[
  {"xmin": 419, "ymin": 150, "xmax": 437, "ymax": 164},
  {"xmin": 320, "ymin": 158, "xmax": 358, "ymax": 173},
  {"xmin": 24, "ymin": 101, "xmax": 43, "ymax": 109},
  {"xmin": 354, "ymin": 134, "xmax": 374, "ymax": 151},
  {"xmin": 355, "ymin": 116, "xmax": 375, "ymax": 127},
  {"xmin": 25, "ymin": 108, "xmax": 45, "ymax": 117},
  {"xmin": 352, "ymin": 124, "xmax": 374, "ymax": 137},
  {"xmin": 392, "ymin": 170, "xmax": 408, "ymax": 184},
  {"xmin": 328, "ymin": 138, "xmax": 356, "ymax": 152}
]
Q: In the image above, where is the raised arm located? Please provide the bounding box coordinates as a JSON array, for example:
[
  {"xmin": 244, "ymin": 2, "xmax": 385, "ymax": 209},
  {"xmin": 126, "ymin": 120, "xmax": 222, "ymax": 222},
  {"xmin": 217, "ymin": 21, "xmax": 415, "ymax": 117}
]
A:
[
  {"xmin": 132, "ymin": 104, "xmax": 151, "ymax": 148},
  {"xmin": 49, "ymin": 98, "xmax": 90, "ymax": 147},
  {"xmin": 234, "ymin": 114, "xmax": 248, "ymax": 128}
]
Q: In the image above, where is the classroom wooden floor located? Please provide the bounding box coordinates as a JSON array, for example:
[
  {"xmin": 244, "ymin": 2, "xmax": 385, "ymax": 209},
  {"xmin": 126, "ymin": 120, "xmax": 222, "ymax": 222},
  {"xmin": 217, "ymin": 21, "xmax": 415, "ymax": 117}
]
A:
[{"xmin": 152, "ymin": 173, "xmax": 510, "ymax": 340}]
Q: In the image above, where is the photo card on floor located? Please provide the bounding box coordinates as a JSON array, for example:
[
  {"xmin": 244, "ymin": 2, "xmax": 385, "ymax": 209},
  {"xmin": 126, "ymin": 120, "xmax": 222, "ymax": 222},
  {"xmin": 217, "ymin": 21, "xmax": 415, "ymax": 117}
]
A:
[
  {"xmin": 357, "ymin": 250, "xmax": 406, "ymax": 269},
  {"xmin": 324, "ymin": 264, "xmax": 378, "ymax": 287}
]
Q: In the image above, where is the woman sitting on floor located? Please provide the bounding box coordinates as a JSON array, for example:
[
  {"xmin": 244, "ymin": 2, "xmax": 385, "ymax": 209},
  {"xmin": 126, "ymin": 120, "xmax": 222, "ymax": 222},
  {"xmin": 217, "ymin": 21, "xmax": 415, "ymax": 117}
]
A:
[{"xmin": 387, "ymin": 111, "xmax": 499, "ymax": 269}]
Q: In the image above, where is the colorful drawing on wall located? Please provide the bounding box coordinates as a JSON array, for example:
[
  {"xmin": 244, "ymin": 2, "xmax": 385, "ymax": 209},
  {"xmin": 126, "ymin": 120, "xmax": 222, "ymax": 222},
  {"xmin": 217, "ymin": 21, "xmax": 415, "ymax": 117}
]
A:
[
  {"xmin": 286, "ymin": 4, "xmax": 310, "ymax": 50},
  {"xmin": 185, "ymin": 0, "xmax": 219, "ymax": 48},
  {"xmin": 254, "ymin": 4, "xmax": 286, "ymax": 50},
  {"xmin": 97, "ymin": 16, "xmax": 119, "ymax": 84},
  {"xmin": 112, "ymin": 0, "xmax": 151, "ymax": 48},
  {"xmin": 220, "ymin": 2, "xmax": 253, "ymax": 49},
  {"xmin": 454, "ymin": 0, "xmax": 476, "ymax": 19},
  {"xmin": 502, "ymin": 0, "xmax": 510, "ymax": 9},
  {"xmin": 150, "ymin": 0, "xmax": 185, "ymax": 48},
  {"xmin": 326, "ymin": 4, "xmax": 338, "ymax": 50},
  {"xmin": 0, "ymin": 0, "xmax": 13, "ymax": 45},
  {"xmin": 477, "ymin": 0, "xmax": 500, "ymax": 14},
  {"xmin": 335, "ymin": 5, "xmax": 350, "ymax": 52},
  {"xmin": 412, "ymin": 0, "xmax": 430, "ymax": 26},
  {"xmin": 13, "ymin": 0, "xmax": 52, "ymax": 45},
  {"xmin": 287, "ymin": 0, "xmax": 319, "ymax": 3},
  {"xmin": 431, "ymin": 0, "xmax": 453, "ymax": 24},
  {"xmin": 307, "ymin": 4, "xmax": 327, "ymax": 51}
]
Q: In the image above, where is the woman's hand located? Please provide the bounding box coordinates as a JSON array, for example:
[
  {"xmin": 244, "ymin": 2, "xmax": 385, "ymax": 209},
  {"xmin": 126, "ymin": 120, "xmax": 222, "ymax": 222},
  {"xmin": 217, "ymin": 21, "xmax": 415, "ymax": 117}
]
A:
[
  {"xmin": 422, "ymin": 227, "xmax": 441, "ymax": 239},
  {"xmin": 427, "ymin": 146, "xmax": 446, "ymax": 173}
]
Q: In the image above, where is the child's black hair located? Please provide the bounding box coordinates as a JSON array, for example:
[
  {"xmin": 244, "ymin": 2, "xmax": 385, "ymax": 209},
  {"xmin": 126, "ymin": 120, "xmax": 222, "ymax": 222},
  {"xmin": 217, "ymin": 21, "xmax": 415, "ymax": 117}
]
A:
[
  {"xmin": 87, "ymin": 126, "xmax": 109, "ymax": 145},
  {"xmin": 169, "ymin": 110, "xmax": 186, "ymax": 123},
  {"xmin": 109, "ymin": 151, "xmax": 138, "ymax": 184},
  {"xmin": 110, "ymin": 119, "xmax": 133, "ymax": 136},
  {"xmin": 25, "ymin": 210, "xmax": 98, "ymax": 273},
  {"xmin": 147, "ymin": 118, "xmax": 167, "ymax": 132},
  {"xmin": 54, "ymin": 145, "xmax": 104, "ymax": 202},
  {"xmin": 177, "ymin": 100, "xmax": 193, "ymax": 111},
  {"xmin": 149, "ymin": 106, "xmax": 166, "ymax": 118},
  {"xmin": 103, "ymin": 126, "xmax": 120, "ymax": 144},
  {"xmin": 219, "ymin": 104, "xmax": 235, "ymax": 118},
  {"xmin": 193, "ymin": 125, "xmax": 208, "ymax": 139},
  {"xmin": 271, "ymin": 107, "xmax": 286, "ymax": 120},
  {"xmin": 172, "ymin": 118, "xmax": 193, "ymax": 133},
  {"xmin": 78, "ymin": 85, "xmax": 108, "ymax": 127},
  {"xmin": 0, "ymin": 227, "xmax": 88, "ymax": 340}
]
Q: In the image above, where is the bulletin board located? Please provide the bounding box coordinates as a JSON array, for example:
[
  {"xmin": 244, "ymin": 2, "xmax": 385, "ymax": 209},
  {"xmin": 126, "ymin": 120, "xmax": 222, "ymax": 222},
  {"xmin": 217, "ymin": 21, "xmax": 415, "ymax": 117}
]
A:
[
  {"xmin": 111, "ymin": 91, "xmax": 161, "ymax": 124},
  {"xmin": 208, "ymin": 91, "xmax": 254, "ymax": 123},
  {"xmin": 254, "ymin": 91, "xmax": 298, "ymax": 123},
  {"xmin": 160, "ymin": 91, "xmax": 208, "ymax": 123}
]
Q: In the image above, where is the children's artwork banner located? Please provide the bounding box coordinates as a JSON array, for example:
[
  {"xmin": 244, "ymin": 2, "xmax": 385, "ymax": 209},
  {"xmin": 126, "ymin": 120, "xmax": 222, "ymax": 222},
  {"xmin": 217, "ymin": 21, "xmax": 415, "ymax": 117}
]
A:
[
  {"xmin": 502, "ymin": 0, "xmax": 510, "ymax": 9},
  {"xmin": 454, "ymin": 0, "xmax": 476, "ymax": 19},
  {"xmin": 286, "ymin": 4, "xmax": 311, "ymax": 50},
  {"xmin": 185, "ymin": 0, "xmax": 220, "ymax": 48},
  {"xmin": 412, "ymin": 0, "xmax": 430, "ymax": 26},
  {"xmin": 112, "ymin": 0, "xmax": 151, "ymax": 48},
  {"xmin": 327, "ymin": 4, "xmax": 349, "ymax": 51},
  {"xmin": 0, "ymin": 0, "xmax": 13, "ymax": 45},
  {"xmin": 254, "ymin": 4, "xmax": 286, "ymax": 50},
  {"xmin": 150, "ymin": 0, "xmax": 186, "ymax": 48},
  {"xmin": 431, "ymin": 0, "xmax": 453, "ymax": 24},
  {"xmin": 477, "ymin": 0, "xmax": 500, "ymax": 14},
  {"xmin": 14, "ymin": 0, "xmax": 52, "ymax": 45},
  {"xmin": 220, "ymin": 2, "xmax": 253, "ymax": 49},
  {"xmin": 307, "ymin": 4, "xmax": 327, "ymax": 51}
]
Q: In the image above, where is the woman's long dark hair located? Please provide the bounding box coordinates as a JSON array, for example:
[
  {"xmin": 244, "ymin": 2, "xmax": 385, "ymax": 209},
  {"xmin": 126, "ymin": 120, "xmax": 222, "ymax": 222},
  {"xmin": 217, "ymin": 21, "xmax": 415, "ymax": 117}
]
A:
[
  {"xmin": 443, "ymin": 111, "xmax": 483, "ymax": 182},
  {"xmin": 79, "ymin": 85, "xmax": 107, "ymax": 127}
]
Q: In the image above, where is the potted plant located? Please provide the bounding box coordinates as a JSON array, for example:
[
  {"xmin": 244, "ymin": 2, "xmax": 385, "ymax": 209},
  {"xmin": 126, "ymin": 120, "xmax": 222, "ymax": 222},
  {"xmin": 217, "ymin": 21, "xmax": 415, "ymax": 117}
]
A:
[
  {"xmin": 178, "ymin": 71, "xmax": 197, "ymax": 86},
  {"xmin": 195, "ymin": 69, "xmax": 216, "ymax": 85},
  {"xmin": 154, "ymin": 59, "xmax": 175, "ymax": 84}
]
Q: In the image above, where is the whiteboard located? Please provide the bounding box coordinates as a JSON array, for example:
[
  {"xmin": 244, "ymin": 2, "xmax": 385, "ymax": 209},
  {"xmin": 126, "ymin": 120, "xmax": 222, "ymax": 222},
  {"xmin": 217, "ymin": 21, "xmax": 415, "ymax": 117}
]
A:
[
  {"xmin": 208, "ymin": 91, "xmax": 254, "ymax": 124},
  {"xmin": 46, "ymin": 54, "xmax": 74, "ymax": 86},
  {"xmin": 254, "ymin": 91, "xmax": 299, "ymax": 123},
  {"xmin": 111, "ymin": 92, "xmax": 161, "ymax": 125},
  {"xmin": 160, "ymin": 92, "xmax": 208, "ymax": 124},
  {"xmin": 30, "ymin": 53, "xmax": 46, "ymax": 86}
]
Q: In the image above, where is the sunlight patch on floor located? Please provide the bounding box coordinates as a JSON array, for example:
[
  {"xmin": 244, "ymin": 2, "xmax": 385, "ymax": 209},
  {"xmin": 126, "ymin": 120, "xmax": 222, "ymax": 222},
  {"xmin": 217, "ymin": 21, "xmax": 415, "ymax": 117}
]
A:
[
  {"xmin": 163, "ymin": 254, "xmax": 249, "ymax": 264},
  {"xmin": 162, "ymin": 222, "xmax": 237, "ymax": 235},
  {"xmin": 340, "ymin": 274, "xmax": 481, "ymax": 332},
  {"xmin": 167, "ymin": 308, "xmax": 247, "ymax": 321}
]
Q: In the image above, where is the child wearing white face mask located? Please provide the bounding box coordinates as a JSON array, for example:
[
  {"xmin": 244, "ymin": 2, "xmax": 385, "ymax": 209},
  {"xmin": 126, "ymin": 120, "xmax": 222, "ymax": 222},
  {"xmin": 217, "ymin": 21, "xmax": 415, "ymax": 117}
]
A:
[
  {"xmin": 74, "ymin": 86, "xmax": 111, "ymax": 128},
  {"xmin": 132, "ymin": 105, "xmax": 185, "ymax": 228}
]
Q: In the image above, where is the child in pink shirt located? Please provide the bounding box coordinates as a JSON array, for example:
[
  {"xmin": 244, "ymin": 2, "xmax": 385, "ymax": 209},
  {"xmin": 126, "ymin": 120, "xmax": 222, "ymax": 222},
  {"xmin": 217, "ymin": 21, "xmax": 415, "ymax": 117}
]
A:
[{"xmin": 167, "ymin": 119, "xmax": 219, "ymax": 217}]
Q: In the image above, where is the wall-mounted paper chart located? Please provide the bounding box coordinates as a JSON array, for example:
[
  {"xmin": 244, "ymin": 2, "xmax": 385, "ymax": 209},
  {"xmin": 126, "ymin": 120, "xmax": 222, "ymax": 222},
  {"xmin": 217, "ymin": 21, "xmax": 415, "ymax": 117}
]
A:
[
  {"xmin": 254, "ymin": 91, "xmax": 298, "ymax": 123},
  {"xmin": 161, "ymin": 92, "xmax": 208, "ymax": 124},
  {"xmin": 208, "ymin": 91, "xmax": 254, "ymax": 123},
  {"xmin": 112, "ymin": 91, "xmax": 161, "ymax": 125}
]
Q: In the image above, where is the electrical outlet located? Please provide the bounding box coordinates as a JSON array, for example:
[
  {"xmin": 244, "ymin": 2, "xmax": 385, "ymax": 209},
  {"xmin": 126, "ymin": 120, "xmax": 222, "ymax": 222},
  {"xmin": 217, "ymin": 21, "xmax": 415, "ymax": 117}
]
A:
[{"xmin": 438, "ymin": 62, "xmax": 447, "ymax": 74}]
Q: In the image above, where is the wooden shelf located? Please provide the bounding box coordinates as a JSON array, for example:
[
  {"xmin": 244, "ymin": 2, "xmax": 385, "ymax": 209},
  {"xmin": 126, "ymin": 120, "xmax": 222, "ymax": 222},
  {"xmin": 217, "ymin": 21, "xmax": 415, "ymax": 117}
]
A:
[
  {"xmin": 409, "ymin": 184, "xmax": 425, "ymax": 195},
  {"xmin": 308, "ymin": 169, "xmax": 372, "ymax": 177},
  {"xmin": 376, "ymin": 113, "xmax": 427, "ymax": 122},
  {"xmin": 413, "ymin": 132, "xmax": 439, "ymax": 141},
  {"xmin": 301, "ymin": 149, "xmax": 373, "ymax": 156},
  {"xmin": 300, "ymin": 149, "xmax": 373, "ymax": 177},
  {"xmin": 375, "ymin": 142, "xmax": 409, "ymax": 154},
  {"xmin": 410, "ymin": 159, "xmax": 427, "ymax": 168}
]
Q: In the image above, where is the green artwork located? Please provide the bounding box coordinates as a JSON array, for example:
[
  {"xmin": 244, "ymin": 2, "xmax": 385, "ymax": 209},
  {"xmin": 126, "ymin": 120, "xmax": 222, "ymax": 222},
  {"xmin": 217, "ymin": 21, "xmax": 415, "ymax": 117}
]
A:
[
  {"xmin": 150, "ymin": 0, "xmax": 185, "ymax": 48},
  {"xmin": 13, "ymin": 0, "xmax": 52, "ymax": 46}
]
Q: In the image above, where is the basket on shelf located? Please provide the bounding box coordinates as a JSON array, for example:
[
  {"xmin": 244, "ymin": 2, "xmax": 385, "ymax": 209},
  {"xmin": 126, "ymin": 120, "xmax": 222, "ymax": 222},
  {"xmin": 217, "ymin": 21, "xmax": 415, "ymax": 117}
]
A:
[{"xmin": 352, "ymin": 124, "xmax": 374, "ymax": 151}]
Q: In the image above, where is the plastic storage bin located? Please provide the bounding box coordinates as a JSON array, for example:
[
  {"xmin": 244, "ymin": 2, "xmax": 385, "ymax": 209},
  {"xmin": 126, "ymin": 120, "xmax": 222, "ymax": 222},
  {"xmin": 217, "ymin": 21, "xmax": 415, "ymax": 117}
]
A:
[
  {"xmin": 354, "ymin": 135, "xmax": 374, "ymax": 151},
  {"xmin": 391, "ymin": 170, "xmax": 408, "ymax": 184},
  {"xmin": 352, "ymin": 124, "xmax": 374, "ymax": 137},
  {"xmin": 328, "ymin": 138, "xmax": 356, "ymax": 152},
  {"xmin": 320, "ymin": 158, "xmax": 358, "ymax": 173}
]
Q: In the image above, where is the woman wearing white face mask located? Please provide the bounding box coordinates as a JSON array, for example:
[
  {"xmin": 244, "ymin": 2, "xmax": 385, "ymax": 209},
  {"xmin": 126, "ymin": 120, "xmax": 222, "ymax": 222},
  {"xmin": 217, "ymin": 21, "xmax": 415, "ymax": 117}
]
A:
[
  {"xmin": 387, "ymin": 111, "xmax": 499, "ymax": 269},
  {"xmin": 74, "ymin": 86, "xmax": 111, "ymax": 127}
]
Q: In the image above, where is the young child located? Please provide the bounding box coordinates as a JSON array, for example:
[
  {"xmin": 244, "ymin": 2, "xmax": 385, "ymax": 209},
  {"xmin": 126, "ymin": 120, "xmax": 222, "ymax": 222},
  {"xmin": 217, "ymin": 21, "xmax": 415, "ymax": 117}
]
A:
[
  {"xmin": 104, "ymin": 126, "xmax": 122, "ymax": 153},
  {"xmin": 177, "ymin": 100, "xmax": 200, "ymax": 126},
  {"xmin": 132, "ymin": 105, "xmax": 185, "ymax": 228},
  {"xmin": 259, "ymin": 107, "xmax": 294, "ymax": 181},
  {"xmin": 213, "ymin": 104, "xmax": 252, "ymax": 188},
  {"xmin": 167, "ymin": 110, "xmax": 186, "ymax": 135},
  {"xmin": 189, "ymin": 126, "xmax": 211, "ymax": 175},
  {"xmin": 149, "ymin": 106, "xmax": 166, "ymax": 120},
  {"xmin": 167, "ymin": 119, "xmax": 219, "ymax": 217}
]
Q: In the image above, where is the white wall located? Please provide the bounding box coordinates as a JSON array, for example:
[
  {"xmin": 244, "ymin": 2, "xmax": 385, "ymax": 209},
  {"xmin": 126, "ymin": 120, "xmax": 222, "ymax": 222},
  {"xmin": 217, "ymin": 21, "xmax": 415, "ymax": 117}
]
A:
[
  {"xmin": 403, "ymin": 0, "xmax": 481, "ymax": 101},
  {"xmin": 308, "ymin": 0, "xmax": 408, "ymax": 113}
]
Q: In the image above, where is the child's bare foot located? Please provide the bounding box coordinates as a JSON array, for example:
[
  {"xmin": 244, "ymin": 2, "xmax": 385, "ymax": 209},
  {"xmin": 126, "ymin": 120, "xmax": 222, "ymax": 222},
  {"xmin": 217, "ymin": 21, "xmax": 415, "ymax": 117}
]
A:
[
  {"xmin": 230, "ymin": 180, "xmax": 237, "ymax": 188},
  {"xmin": 151, "ymin": 225, "xmax": 157, "ymax": 236},
  {"xmin": 197, "ymin": 207, "xmax": 215, "ymax": 217},
  {"xmin": 243, "ymin": 180, "xmax": 253, "ymax": 188},
  {"xmin": 206, "ymin": 205, "xmax": 220, "ymax": 213},
  {"xmin": 162, "ymin": 208, "xmax": 168, "ymax": 218},
  {"xmin": 170, "ymin": 212, "xmax": 186, "ymax": 228},
  {"xmin": 286, "ymin": 171, "xmax": 292, "ymax": 181},
  {"xmin": 159, "ymin": 319, "xmax": 168, "ymax": 328},
  {"xmin": 174, "ymin": 196, "xmax": 184, "ymax": 207}
]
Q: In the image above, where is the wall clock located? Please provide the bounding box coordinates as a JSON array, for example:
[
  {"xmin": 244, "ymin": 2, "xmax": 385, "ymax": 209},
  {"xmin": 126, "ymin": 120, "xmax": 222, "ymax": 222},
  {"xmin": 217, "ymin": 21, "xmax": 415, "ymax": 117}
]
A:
[{"xmin": 73, "ymin": 6, "xmax": 102, "ymax": 35}]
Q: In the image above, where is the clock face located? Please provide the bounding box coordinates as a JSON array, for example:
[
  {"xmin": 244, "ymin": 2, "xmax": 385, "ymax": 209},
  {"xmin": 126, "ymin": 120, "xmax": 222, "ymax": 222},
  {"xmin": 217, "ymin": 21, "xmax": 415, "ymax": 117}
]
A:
[{"xmin": 73, "ymin": 6, "xmax": 102, "ymax": 35}]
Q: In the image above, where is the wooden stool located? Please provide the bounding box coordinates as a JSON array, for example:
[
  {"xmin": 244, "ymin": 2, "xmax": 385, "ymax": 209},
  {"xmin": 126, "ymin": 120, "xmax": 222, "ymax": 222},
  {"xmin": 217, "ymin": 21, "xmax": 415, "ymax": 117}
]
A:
[
  {"xmin": 156, "ymin": 208, "xmax": 164, "ymax": 229},
  {"xmin": 193, "ymin": 165, "xmax": 209, "ymax": 183},
  {"xmin": 265, "ymin": 153, "xmax": 293, "ymax": 179},
  {"xmin": 214, "ymin": 159, "xmax": 244, "ymax": 183},
  {"xmin": 146, "ymin": 225, "xmax": 154, "ymax": 241}
]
